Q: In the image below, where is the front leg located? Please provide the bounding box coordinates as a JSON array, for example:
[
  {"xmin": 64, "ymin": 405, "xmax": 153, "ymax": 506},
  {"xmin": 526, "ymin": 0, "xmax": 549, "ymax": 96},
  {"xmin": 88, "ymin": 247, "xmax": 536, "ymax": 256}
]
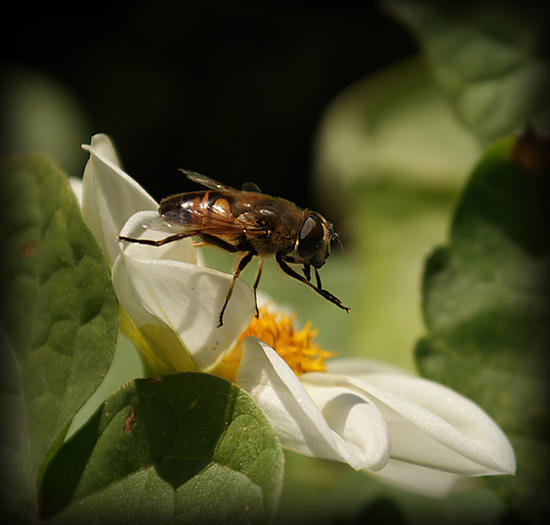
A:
[
  {"xmin": 197, "ymin": 234, "xmax": 239, "ymax": 252},
  {"xmin": 278, "ymin": 256, "xmax": 313, "ymax": 282},
  {"xmin": 118, "ymin": 232, "xmax": 192, "ymax": 246},
  {"xmin": 276, "ymin": 254, "xmax": 350, "ymax": 313},
  {"xmin": 302, "ymin": 264, "xmax": 311, "ymax": 282}
]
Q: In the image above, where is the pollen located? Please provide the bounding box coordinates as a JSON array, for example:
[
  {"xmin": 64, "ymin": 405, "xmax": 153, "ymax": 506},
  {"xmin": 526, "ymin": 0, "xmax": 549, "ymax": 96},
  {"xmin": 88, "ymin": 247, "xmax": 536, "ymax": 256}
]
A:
[{"xmin": 239, "ymin": 305, "xmax": 336, "ymax": 376}]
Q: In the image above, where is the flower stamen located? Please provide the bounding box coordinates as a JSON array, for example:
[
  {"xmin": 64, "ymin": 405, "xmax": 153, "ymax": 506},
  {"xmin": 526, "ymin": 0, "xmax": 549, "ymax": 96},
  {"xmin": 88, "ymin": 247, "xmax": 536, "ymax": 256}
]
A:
[{"xmin": 239, "ymin": 305, "xmax": 336, "ymax": 376}]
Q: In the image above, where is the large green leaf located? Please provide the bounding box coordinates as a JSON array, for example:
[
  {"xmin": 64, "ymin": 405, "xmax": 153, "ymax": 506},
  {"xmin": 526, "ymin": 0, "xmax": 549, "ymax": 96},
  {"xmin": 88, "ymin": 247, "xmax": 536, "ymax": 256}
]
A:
[
  {"xmin": 40, "ymin": 372, "xmax": 284, "ymax": 524},
  {"xmin": 0, "ymin": 154, "xmax": 118, "ymax": 520},
  {"xmin": 385, "ymin": 0, "xmax": 550, "ymax": 142},
  {"xmin": 416, "ymin": 131, "xmax": 550, "ymax": 522}
]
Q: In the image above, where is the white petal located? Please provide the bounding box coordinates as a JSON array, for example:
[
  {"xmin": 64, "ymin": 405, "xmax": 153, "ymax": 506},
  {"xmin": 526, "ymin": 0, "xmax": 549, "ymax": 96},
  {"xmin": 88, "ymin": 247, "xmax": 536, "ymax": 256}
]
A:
[
  {"xmin": 69, "ymin": 177, "xmax": 83, "ymax": 205},
  {"xmin": 236, "ymin": 339, "xmax": 390, "ymax": 470},
  {"xmin": 326, "ymin": 358, "xmax": 414, "ymax": 377},
  {"xmin": 112, "ymin": 252, "xmax": 255, "ymax": 371},
  {"xmin": 85, "ymin": 132, "xmax": 123, "ymax": 167},
  {"xmin": 302, "ymin": 371, "xmax": 516, "ymax": 476},
  {"xmin": 369, "ymin": 459, "xmax": 477, "ymax": 497},
  {"xmin": 367, "ymin": 373, "xmax": 516, "ymax": 474},
  {"xmin": 81, "ymin": 134, "xmax": 158, "ymax": 267},
  {"xmin": 119, "ymin": 210, "xmax": 197, "ymax": 265},
  {"xmin": 300, "ymin": 379, "xmax": 390, "ymax": 471}
]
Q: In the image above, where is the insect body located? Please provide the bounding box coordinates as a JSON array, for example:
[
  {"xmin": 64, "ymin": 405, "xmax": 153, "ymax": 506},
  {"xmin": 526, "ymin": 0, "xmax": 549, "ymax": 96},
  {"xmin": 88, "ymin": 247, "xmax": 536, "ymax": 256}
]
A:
[{"xmin": 118, "ymin": 170, "xmax": 349, "ymax": 327}]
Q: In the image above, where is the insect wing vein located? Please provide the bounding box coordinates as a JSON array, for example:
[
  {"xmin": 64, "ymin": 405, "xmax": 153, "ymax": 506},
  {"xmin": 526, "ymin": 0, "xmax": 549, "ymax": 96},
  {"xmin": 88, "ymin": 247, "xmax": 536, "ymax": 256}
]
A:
[
  {"xmin": 161, "ymin": 202, "xmax": 264, "ymax": 236},
  {"xmin": 181, "ymin": 169, "xmax": 241, "ymax": 195}
]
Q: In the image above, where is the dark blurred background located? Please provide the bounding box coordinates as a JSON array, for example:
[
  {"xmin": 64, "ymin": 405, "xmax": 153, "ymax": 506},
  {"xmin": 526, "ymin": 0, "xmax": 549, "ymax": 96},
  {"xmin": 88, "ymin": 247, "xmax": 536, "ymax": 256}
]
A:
[{"xmin": 2, "ymin": 1, "xmax": 417, "ymax": 210}]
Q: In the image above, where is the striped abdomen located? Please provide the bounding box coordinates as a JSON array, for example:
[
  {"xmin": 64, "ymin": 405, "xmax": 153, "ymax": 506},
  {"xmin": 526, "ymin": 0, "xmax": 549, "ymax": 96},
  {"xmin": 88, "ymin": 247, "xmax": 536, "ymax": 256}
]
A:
[{"xmin": 159, "ymin": 190, "xmax": 235, "ymax": 229}]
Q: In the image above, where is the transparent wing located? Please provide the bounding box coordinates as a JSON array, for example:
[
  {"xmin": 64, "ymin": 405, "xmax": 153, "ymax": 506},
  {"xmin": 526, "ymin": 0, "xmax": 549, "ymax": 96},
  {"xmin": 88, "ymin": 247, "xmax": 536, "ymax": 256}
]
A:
[
  {"xmin": 241, "ymin": 181, "xmax": 262, "ymax": 193},
  {"xmin": 152, "ymin": 203, "xmax": 266, "ymax": 237},
  {"xmin": 180, "ymin": 169, "xmax": 242, "ymax": 195}
]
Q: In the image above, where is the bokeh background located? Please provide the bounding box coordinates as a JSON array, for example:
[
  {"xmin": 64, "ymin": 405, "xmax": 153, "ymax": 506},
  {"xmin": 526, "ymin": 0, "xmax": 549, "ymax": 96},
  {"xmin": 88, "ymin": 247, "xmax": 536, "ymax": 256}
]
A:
[{"xmin": 3, "ymin": 2, "xmax": 415, "ymax": 205}]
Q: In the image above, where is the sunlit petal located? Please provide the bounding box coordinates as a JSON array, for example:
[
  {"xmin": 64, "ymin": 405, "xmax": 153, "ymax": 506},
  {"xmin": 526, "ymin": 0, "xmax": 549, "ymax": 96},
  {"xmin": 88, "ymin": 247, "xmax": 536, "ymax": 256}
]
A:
[
  {"xmin": 300, "ymin": 378, "xmax": 391, "ymax": 471},
  {"xmin": 326, "ymin": 358, "xmax": 414, "ymax": 377},
  {"xmin": 69, "ymin": 176, "xmax": 83, "ymax": 205},
  {"xmin": 81, "ymin": 133, "xmax": 157, "ymax": 267},
  {"xmin": 236, "ymin": 338, "xmax": 391, "ymax": 471},
  {"xmin": 301, "ymin": 372, "xmax": 516, "ymax": 476},
  {"xmin": 366, "ymin": 373, "xmax": 516, "ymax": 474},
  {"xmin": 368, "ymin": 458, "xmax": 478, "ymax": 497},
  {"xmin": 112, "ymin": 252, "xmax": 255, "ymax": 372}
]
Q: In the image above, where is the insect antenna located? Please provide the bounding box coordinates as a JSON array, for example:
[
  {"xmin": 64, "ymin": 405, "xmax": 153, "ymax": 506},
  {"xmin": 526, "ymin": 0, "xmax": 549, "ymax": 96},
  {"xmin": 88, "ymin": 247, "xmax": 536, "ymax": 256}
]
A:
[{"xmin": 331, "ymin": 230, "xmax": 344, "ymax": 249}]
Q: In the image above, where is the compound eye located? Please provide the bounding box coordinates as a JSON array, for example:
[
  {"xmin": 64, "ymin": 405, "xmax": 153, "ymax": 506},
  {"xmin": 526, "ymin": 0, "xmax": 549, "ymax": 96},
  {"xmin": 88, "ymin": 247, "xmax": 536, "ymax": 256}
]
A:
[{"xmin": 297, "ymin": 214, "xmax": 328, "ymax": 266}]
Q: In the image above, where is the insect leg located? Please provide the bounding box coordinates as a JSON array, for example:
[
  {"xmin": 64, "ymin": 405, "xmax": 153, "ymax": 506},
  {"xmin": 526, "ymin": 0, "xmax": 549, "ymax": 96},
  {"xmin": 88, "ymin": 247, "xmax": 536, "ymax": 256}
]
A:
[
  {"xmin": 313, "ymin": 267, "xmax": 323, "ymax": 289},
  {"xmin": 198, "ymin": 234, "xmax": 239, "ymax": 253},
  {"xmin": 302, "ymin": 264, "xmax": 311, "ymax": 282},
  {"xmin": 276, "ymin": 254, "xmax": 350, "ymax": 313},
  {"xmin": 118, "ymin": 233, "xmax": 191, "ymax": 246},
  {"xmin": 251, "ymin": 259, "xmax": 265, "ymax": 318},
  {"xmin": 218, "ymin": 251, "xmax": 255, "ymax": 327},
  {"xmin": 252, "ymin": 259, "xmax": 264, "ymax": 291}
]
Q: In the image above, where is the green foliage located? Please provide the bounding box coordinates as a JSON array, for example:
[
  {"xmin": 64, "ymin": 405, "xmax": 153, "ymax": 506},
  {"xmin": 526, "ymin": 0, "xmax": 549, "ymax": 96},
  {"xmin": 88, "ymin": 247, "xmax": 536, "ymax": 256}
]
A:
[
  {"xmin": 0, "ymin": 154, "xmax": 118, "ymax": 519},
  {"xmin": 40, "ymin": 372, "xmax": 284, "ymax": 524},
  {"xmin": 385, "ymin": 0, "xmax": 550, "ymax": 142},
  {"xmin": 416, "ymin": 132, "xmax": 550, "ymax": 523}
]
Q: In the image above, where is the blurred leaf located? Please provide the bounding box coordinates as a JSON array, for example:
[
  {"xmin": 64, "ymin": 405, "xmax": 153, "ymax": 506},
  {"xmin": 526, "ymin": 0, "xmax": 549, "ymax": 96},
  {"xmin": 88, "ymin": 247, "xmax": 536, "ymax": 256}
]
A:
[
  {"xmin": 0, "ymin": 154, "xmax": 118, "ymax": 520},
  {"xmin": 353, "ymin": 497, "xmax": 407, "ymax": 525},
  {"xmin": 314, "ymin": 55, "xmax": 481, "ymax": 211},
  {"xmin": 2, "ymin": 67, "xmax": 92, "ymax": 177},
  {"xmin": 416, "ymin": 131, "xmax": 550, "ymax": 523},
  {"xmin": 277, "ymin": 451, "xmax": 507, "ymax": 525},
  {"xmin": 385, "ymin": 0, "xmax": 550, "ymax": 141},
  {"xmin": 40, "ymin": 372, "xmax": 284, "ymax": 524}
]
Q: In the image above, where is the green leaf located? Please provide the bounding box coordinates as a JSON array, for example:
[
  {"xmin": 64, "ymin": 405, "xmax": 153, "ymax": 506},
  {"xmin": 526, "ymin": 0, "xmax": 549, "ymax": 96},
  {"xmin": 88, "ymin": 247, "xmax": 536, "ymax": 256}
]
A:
[
  {"xmin": 0, "ymin": 154, "xmax": 118, "ymax": 520},
  {"xmin": 385, "ymin": 0, "xmax": 550, "ymax": 141},
  {"xmin": 40, "ymin": 372, "xmax": 284, "ymax": 524},
  {"xmin": 313, "ymin": 55, "xmax": 481, "ymax": 203},
  {"xmin": 416, "ymin": 131, "xmax": 550, "ymax": 522}
]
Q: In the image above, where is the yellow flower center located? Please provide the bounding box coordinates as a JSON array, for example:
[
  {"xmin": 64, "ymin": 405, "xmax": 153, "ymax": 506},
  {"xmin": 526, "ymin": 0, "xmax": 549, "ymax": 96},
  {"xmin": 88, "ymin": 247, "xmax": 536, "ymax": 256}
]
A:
[{"xmin": 214, "ymin": 305, "xmax": 336, "ymax": 383}]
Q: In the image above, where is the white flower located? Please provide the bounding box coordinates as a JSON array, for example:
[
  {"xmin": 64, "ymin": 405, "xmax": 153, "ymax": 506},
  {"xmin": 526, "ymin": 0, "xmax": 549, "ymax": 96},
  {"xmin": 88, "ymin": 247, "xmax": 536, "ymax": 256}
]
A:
[
  {"xmin": 81, "ymin": 134, "xmax": 158, "ymax": 269},
  {"xmin": 81, "ymin": 134, "xmax": 516, "ymax": 497},
  {"xmin": 236, "ymin": 337, "xmax": 515, "ymax": 496}
]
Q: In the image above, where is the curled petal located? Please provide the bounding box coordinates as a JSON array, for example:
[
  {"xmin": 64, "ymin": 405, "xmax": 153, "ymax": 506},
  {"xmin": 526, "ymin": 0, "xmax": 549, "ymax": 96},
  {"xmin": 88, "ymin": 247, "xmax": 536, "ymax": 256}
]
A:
[
  {"xmin": 81, "ymin": 134, "xmax": 157, "ymax": 267},
  {"xmin": 112, "ymin": 252, "xmax": 255, "ymax": 372},
  {"xmin": 236, "ymin": 338, "xmax": 390, "ymax": 471},
  {"xmin": 301, "ymin": 372, "xmax": 516, "ymax": 476}
]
